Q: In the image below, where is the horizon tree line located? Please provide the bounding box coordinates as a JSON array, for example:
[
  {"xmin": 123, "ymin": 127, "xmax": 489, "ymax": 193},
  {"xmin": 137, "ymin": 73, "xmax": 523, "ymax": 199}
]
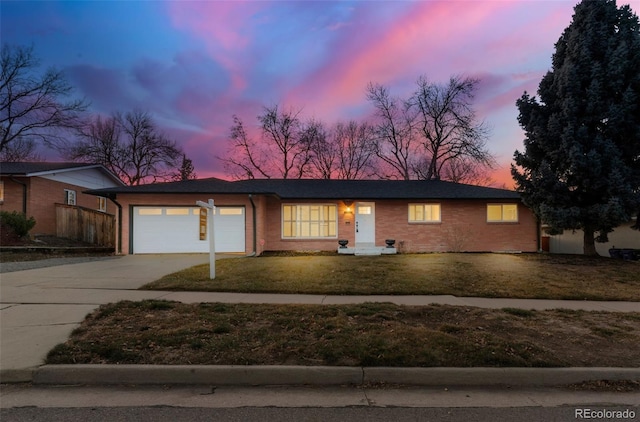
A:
[{"xmin": 221, "ymin": 75, "xmax": 496, "ymax": 185}]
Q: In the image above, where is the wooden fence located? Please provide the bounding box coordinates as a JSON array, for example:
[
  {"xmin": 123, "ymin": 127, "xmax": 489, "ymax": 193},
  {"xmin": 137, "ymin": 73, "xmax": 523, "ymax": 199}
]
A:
[{"xmin": 56, "ymin": 204, "xmax": 115, "ymax": 246}]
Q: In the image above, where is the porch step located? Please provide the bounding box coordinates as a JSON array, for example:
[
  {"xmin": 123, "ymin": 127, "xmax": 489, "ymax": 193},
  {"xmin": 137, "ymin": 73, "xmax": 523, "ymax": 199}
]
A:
[
  {"xmin": 355, "ymin": 248, "xmax": 382, "ymax": 256},
  {"xmin": 337, "ymin": 246, "xmax": 397, "ymax": 256}
]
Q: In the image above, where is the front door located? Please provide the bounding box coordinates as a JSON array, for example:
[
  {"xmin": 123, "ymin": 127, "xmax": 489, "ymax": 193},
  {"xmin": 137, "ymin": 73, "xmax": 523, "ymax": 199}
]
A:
[{"xmin": 355, "ymin": 202, "xmax": 375, "ymax": 245}]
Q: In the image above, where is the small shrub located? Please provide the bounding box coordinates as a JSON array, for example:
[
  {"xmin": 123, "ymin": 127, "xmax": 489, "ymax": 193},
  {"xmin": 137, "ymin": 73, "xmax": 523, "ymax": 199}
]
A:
[{"xmin": 0, "ymin": 211, "xmax": 36, "ymax": 238}]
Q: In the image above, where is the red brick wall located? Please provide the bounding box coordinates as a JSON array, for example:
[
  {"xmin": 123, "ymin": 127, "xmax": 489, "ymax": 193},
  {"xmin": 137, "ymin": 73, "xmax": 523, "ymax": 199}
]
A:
[
  {"xmin": 264, "ymin": 197, "xmax": 352, "ymax": 252},
  {"xmin": 263, "ymin": 198, "xmax": 538, "ymax": 253},
  {"xmin": 0, "ymin": 176, "xmax": 111, "ymax": 236},
  {"xmin": 373, "ymin": 199, "xmax": 537, "ymax": 253},
  {"xmin": 111, "ymin": 193, "xmax": 537, "ymax": 255}
]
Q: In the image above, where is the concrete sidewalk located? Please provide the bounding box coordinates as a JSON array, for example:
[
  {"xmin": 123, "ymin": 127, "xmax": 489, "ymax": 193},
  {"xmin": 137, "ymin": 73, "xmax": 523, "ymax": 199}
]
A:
[{"xmin": 1, "ymin": 254, "xmax": 639, "ymax": 385}]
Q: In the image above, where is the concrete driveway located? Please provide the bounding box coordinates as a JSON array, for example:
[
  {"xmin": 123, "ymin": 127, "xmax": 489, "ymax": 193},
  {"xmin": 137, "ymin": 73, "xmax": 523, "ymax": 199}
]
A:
[{"xmin": 0, "ymin": 254, "xmax": 210, "ymax": 381}]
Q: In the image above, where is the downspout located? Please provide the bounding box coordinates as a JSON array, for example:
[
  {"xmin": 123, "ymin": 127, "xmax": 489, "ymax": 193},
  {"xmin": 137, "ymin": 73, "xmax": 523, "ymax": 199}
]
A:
[
  {"xmin": 108, "ymin": 195, "xmax": 123, "ymax": 255},
  {"xmin": 248, "ymin": 194, "xmax": 257, "ymax": 256},
  {"xmin": 9, "ymin": 176, "xmax": 27, "ymax": 214}
]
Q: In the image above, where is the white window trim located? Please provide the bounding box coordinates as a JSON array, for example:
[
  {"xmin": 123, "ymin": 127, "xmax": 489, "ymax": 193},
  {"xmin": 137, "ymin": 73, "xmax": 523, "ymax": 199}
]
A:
[
  {"xmin": 64, "ymin": 189, "xmax": 76, "ymax": 205},
  {"xmin": 98, "ymin": 196, "xmax": 107, "ymax": 212},
  {"xmin": 282, "ymin": 204, "xmax": 338, "ymax": 239},
  {"xmin": 408, "ymin": 203, "xmax": 442, "ymax": 223},
  {"xmin": 487, "ymin": 203, "xmax": 519, "ymax": 223}
]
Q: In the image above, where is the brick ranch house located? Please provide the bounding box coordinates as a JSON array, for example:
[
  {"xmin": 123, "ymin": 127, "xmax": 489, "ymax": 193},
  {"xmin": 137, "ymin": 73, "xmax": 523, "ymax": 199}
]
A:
[
  {"xmin": 86, "ymin": 178, "xmax": 539, "ymax": 255},
  {"xmin": 0, "ymin": 162, "xmax": 124, "ymax": 239}
]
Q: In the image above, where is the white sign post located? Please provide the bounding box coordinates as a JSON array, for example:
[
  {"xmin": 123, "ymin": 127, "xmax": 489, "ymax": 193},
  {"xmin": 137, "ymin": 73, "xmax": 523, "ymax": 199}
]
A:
[{"xmin": 196, "ymin": 199, "xmax": 215, "ymax": 279}]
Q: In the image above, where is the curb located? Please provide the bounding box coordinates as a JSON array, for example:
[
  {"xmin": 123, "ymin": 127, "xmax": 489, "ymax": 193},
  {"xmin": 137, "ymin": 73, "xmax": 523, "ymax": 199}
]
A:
[{"xmin": 26, "ymin": 365, "xmax": 640, "ymax": 387}]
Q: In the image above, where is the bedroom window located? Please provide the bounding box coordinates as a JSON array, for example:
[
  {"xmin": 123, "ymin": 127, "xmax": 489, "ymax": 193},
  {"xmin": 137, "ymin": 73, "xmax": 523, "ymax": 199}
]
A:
[
  {"xmin": 487, "ymin": 204, "xmax": 518, "ymax": 222},
  {"xmin": 282, "ymin": 204, "xmax": 337, "ymax": 239},
  {"xmin": 409, "ymin": 204, "xmax": 441, "ymax": 223},
  {"xmin": 97, "ymin": 197, "xmax": 107, "ymax": 212},
  {"xmin": 64, "ymin": 189, "xmax": 76, "ymax": 205}
]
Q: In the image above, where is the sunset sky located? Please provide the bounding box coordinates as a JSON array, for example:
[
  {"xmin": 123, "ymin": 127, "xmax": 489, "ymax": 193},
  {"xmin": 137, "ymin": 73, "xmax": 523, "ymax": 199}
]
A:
[{"xmin": 3, "ymin": 0, "xmax": 640, "ymax": 186}]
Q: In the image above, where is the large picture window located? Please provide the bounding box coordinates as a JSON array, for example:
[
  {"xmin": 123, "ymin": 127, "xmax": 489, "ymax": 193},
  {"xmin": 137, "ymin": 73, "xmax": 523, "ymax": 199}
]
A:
[
  {"xmin": 487, "ymin": 204, "xmax": 518, "ymax": 222},
  {"xmin": 409, "ymin": 204, "xmax": 441, "ymax": 223},
  {"xmin": 282, "ymin": 204, "xmax": 337, "ymax": 239}
]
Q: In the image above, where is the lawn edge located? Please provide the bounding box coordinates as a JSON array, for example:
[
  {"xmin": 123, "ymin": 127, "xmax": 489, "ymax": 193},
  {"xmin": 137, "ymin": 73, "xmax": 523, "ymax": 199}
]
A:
[{"xmin": 30, "ymin": 365, "xmax": 640, "ymax": 387}]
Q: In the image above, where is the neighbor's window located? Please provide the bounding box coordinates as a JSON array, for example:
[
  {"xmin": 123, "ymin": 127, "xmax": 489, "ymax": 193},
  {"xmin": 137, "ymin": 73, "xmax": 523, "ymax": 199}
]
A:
[
  {"xmin": 64, "ymin": 189, "xmax": 76, "ymax": 205},
  {"xmin": 282, "ymin": 204, "xmax": 337, "ymax": 239},
  {"xmin": 97, "ymin": 196, "xmax": 107, "ymax": 212},
  {"xmin": 0, "ymin": 181, "xmax": 4, "ymax": 203},
  {"xmin": 409, "ymin": 204, "xmax": 441, "ymax": 223},
  {"xmin": 487, "ymin": 204, "xmax": 518, "ymax": 222}
]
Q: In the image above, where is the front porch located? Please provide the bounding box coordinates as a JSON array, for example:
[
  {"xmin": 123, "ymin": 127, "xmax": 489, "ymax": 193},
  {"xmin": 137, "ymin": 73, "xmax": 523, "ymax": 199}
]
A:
[{"xmin": 337, "ymin": 241, "xmax": 397, "ymax": 256}]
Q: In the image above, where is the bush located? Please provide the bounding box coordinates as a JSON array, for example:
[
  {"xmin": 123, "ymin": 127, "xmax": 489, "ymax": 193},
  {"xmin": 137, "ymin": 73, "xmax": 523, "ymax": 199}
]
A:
[{"xmin": 0, "ymin": 211, "xmax": 36, "ymax": 238}]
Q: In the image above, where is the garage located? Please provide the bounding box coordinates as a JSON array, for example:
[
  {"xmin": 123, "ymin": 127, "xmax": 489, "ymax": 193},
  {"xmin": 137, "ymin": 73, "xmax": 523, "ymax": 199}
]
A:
[{"xmin": 132, "ymin": 206, "xmax": 246, "ymax": 253}]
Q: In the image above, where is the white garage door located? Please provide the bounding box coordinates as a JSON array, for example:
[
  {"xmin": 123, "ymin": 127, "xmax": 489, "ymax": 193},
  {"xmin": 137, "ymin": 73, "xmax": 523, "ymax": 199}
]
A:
[{"xmin": 132, "ymin": 206, "xmax": 245, "ymax": 253}]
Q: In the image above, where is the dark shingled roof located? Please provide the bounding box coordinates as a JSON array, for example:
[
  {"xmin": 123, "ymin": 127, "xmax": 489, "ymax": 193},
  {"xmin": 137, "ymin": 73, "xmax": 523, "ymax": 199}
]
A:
[
  {"xmin": 1, "ymin": 161, "xmax": 125, "ymax": 186},
  {"xmin": 0, "ymin": 162, "xmax": 97, "ymax": 174},
  {"xmin": 87, "ymin": 178, "xmax": 521, "ymax": 200}
]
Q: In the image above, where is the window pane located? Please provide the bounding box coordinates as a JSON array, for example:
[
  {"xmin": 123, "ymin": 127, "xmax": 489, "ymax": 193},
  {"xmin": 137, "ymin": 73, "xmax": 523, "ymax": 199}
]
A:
[
  {"xmin": 282, "ymin": 204, "xmax": 336, "ymax": 238},
  {"xmin": 219, "ymin": 208, "xmax": 243, "ymax": 215},
  {"xmin": 409, "ymin": 204, "xmax": 440, "ymax": 222},
  {"xmin": 487, "ymin": 205, "xmax": 502, "ymax": 221},
  {"xmin": 432, "ymin": 205, "xmax": 441, "ymax": 221},
  {"xmin": 166, "ymin": 208, "xmax": 190, "ymax": 215},
  {"xmin": 358, "ymin": 206, "xmax": 371, "ymax": 215},
  {"xmin": 328, "ymin": 222, "xmax": 336, "ymax": 236},
  {"xmin": 503, "ymin": 204, "xmax": 518, "ymax": 221},
  {"xmin": 139, "ymin": 208, "xmax": 162, "ymax": 216}
]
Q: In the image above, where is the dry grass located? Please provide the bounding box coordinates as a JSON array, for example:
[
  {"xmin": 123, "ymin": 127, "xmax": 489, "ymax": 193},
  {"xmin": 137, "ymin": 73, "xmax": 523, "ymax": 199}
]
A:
[
  {"xmin": 47, "ymin": 300, "xmax": 640, "ymax": 367},
  {"xmin": 142, "ymin": 253, "xmax": 640, "ymax": 301}
]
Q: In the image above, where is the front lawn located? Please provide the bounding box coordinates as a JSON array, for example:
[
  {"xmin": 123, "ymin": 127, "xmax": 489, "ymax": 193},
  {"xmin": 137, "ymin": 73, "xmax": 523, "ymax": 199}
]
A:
[
  {"xmin": 47, "ymin": 300, "xmax": 640, "ymax": 367},
  {"xmin": 141, "ymin": 253, "xmax": 640, "ymax": 301}
]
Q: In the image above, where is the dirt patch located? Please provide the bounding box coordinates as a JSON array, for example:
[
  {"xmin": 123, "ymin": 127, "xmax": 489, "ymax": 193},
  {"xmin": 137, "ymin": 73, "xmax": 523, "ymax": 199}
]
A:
[{"xmin": 47, "ymin": 301, "xmax": 640, "ymax": 367}]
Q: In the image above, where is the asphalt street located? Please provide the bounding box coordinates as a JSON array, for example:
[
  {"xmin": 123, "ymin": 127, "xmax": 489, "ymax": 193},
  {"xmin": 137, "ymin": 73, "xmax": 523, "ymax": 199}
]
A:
[{"xmin": 1, "ymin": 384, "xmax": 638, "ymax": 422}]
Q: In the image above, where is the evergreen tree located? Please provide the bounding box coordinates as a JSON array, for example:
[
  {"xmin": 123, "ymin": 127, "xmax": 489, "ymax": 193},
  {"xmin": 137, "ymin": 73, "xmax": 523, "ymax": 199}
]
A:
[
  {"xmin": 512, "ymin": 0, "xmax": 640, "ymax": 256},
  {"xmin": 173, "ymin": 154, "xmax": 197, "ymax": 181}
]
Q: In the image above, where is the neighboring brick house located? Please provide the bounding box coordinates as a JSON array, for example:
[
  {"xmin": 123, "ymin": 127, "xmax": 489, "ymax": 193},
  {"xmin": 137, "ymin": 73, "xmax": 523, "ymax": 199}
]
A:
[
  {"xmin": 0, "ymin": 162, "xmax": 124, "ymax": 237},
  {"xmin": 87, "ymin": 178, "xmax": 539, "ymax": 255}
]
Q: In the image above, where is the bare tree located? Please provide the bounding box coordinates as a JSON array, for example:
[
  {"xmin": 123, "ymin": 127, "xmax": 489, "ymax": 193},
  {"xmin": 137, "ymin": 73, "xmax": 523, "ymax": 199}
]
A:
[
  {"xmin": 222, "ymin": 115, "xmax": 271, "ymax": 179},
  {"xmin": 0, "ymin": 136, "xmax": 41, "ymax": 161},
  {"xmin": 259, "ymin": 104, "xmax": 311, "ymax": 179},
  {"xmin": 303, "ymin": 119, "xmax": 378, "ymax": 180},
  {"xmin": 303, "ymin": 118, "xmax": 335, "ymax": 179},
  {"xmin": 1, "ymin": 44, "xmax": 87, "ymax": 153},
  {"xmin": 334, "ymin": 120, "xmax": 378, "ymax": 179},
  {"xmin": 439, "ymin": 156, "xmax": 495, "ymax": 186},
  {"xmin": 411, "ymin": 75, "xmax": 494, "ymax": 181},
  {"xmin": 366, "ymin": 83, "xmax": 416, "ymax": 180},
  {"xmin": 63, "ymin": 110, "xmax": 183, "ymax": 185},
  {"xmin": 221, "ymin": 104, "xmax": 312, "ymax": 179}
]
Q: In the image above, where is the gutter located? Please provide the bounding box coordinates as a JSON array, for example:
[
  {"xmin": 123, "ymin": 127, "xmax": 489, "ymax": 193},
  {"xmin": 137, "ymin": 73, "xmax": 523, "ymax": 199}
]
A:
[
  {"xmin": 248, "ymin": 194, "xmax": 257, "ymax": 256},
  {"xmin": 9, "ymin": 176, "xmax": 28, "ymax": 214}
]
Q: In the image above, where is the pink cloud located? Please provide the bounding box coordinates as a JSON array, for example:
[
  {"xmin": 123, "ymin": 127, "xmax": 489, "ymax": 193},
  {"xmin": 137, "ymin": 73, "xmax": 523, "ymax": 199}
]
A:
[
  {"xmin": 167, "ymin": 1, "xmax": 267, "ymax": 92},
  {"xmin": 281, "ymin": 1, "xmax": 527, "ymax": 120}
]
